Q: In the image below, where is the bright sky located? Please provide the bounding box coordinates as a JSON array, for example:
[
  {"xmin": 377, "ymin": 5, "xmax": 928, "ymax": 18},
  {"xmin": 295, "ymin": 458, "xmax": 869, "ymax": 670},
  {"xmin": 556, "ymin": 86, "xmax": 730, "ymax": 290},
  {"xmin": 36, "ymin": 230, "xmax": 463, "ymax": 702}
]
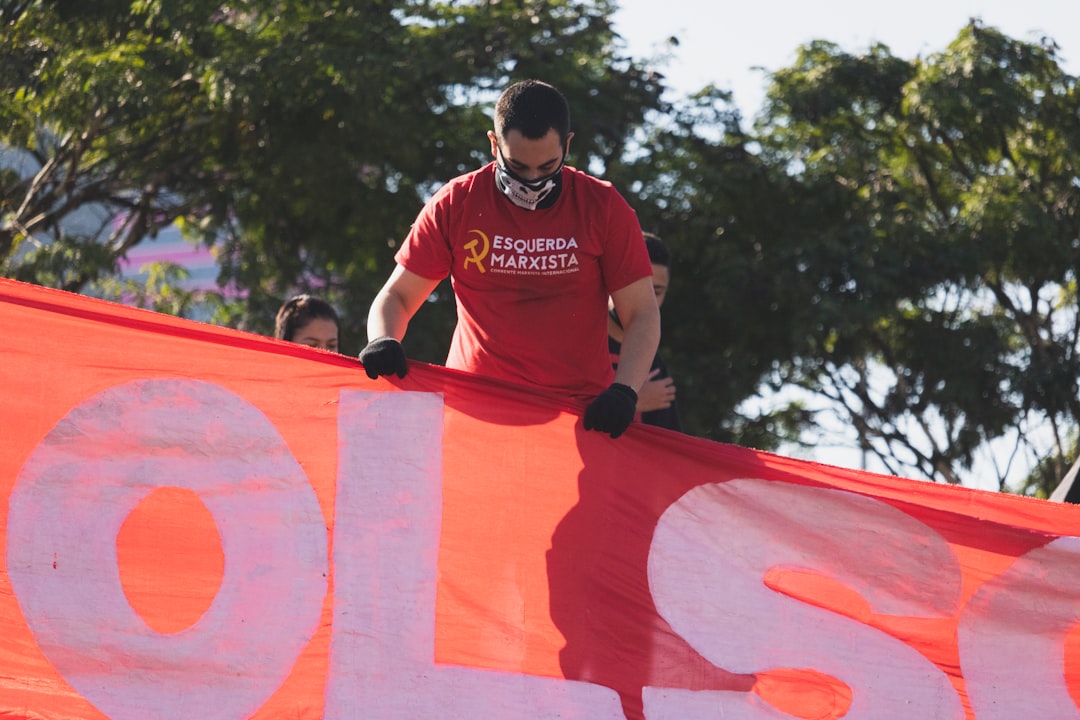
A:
[{"xmin": 613, "ymin": 0, "xmax": 1080, "ymax": 120}]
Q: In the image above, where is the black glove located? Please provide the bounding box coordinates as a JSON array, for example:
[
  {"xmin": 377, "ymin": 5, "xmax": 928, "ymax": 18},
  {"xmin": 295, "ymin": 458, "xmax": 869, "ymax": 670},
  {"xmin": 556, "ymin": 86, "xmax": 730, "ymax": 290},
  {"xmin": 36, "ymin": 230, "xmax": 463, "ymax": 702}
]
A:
[
  {"xmin": 583, "ymin": 383, "xmax": 638, "ymax": 438},
  {"xmin": 358, "ymin": 337, "xmax": 408, "ymax": 379}
]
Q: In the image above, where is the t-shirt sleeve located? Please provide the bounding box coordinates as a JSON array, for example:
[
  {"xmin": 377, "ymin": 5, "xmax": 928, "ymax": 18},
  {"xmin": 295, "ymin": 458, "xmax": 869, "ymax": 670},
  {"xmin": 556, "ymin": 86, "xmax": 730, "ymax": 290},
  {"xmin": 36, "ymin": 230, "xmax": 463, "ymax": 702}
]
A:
[
  {"xmin": 599, "ymin": 189, "xmax": 653, "ymax": 294},
  {"xmin": 394, "ymin": 185, "xmax": 454, "ymax": 281}
]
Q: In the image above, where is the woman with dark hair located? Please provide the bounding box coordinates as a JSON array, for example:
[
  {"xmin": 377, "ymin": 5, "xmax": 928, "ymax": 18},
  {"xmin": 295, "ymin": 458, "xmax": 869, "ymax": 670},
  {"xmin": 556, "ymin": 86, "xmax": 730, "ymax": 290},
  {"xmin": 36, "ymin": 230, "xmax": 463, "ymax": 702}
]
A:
[{"xmin": 275, "ymin": 295, "xmax": 340, "ymax": 353}]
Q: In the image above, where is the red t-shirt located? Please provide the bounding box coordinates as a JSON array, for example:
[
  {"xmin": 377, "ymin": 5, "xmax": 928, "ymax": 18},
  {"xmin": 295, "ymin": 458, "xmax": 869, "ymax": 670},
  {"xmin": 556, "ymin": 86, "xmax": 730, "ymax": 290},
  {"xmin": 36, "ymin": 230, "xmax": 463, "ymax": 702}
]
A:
[{"xmin": 396, "ymin": 163, "xmax": 652, "ymax": 398}]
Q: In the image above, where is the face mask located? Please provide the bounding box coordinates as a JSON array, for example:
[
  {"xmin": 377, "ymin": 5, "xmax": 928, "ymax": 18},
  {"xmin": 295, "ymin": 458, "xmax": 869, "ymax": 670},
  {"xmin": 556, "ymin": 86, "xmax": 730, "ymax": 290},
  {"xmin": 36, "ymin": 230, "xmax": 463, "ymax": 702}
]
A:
[{"xmin": 494, "ymin": 148, "xmax": 564, "ymax": 211}]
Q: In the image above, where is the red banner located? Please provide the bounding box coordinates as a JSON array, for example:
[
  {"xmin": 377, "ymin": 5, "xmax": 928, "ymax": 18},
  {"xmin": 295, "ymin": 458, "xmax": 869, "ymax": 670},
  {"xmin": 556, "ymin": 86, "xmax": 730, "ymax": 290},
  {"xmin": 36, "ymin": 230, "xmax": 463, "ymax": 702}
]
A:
[{"xmin": 2, "ymin": 277, "xmax": 1080, "ymax": 719}]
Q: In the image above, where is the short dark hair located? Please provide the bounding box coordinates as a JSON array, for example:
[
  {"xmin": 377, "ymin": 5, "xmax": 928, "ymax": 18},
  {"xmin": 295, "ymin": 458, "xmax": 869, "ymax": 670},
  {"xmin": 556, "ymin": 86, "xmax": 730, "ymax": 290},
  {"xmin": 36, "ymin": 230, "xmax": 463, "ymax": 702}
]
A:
[
  {"xmin": 275, "ymin": 294, "xmax": 339, "ymax": 341},
  {"xmin": 494, "ymin": 79, "xmax": 571, "ymax": 144},
  {"xmin": 643, "ymin": 232, "xmax": 670, "ymax": 267}
]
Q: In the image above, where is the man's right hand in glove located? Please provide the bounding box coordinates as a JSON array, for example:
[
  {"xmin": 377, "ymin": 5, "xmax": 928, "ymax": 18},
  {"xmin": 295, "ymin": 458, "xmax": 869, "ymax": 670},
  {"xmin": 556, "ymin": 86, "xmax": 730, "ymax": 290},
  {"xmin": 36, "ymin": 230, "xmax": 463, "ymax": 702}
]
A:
[{"xmin": 358, "ymin": 337, "xmax": 408, "ymax": 380}]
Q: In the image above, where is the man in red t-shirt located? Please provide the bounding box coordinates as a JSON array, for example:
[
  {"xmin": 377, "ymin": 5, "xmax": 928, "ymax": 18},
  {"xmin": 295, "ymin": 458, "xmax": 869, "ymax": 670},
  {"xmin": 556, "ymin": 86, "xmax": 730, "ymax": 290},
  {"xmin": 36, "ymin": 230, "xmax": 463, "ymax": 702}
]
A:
[{"xmin": 360, "ymin": 79, "xmax": 660, "ymax": 439}]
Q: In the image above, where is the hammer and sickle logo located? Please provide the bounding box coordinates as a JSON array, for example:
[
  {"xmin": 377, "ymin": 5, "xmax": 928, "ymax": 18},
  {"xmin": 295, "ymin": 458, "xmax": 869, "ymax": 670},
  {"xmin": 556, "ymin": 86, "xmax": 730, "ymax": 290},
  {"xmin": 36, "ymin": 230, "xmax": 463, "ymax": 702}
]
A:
[{"xmin": 463, "ymin": 229, "xmax": 490, "ymax": 273}]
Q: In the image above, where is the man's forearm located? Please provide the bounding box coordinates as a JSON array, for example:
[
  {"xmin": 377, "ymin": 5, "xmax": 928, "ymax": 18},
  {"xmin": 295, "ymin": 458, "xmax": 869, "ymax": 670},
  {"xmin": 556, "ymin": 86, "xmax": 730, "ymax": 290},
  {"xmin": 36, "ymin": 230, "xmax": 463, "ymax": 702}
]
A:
[
  {"xmin": 612, "ymin": 313, "xmax": 660, "ymax": 392},
  {"xmin": 366, "ymin": 290, "xmax": 412, "ymax": 343}
]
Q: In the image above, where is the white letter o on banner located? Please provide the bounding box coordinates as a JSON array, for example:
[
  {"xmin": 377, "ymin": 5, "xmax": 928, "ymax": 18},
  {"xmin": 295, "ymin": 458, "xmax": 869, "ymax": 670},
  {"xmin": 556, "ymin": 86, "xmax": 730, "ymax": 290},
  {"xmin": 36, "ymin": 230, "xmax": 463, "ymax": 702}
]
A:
[{"xmin": 7, "ymin": 379, "xmax": 328, "ymax": 720}]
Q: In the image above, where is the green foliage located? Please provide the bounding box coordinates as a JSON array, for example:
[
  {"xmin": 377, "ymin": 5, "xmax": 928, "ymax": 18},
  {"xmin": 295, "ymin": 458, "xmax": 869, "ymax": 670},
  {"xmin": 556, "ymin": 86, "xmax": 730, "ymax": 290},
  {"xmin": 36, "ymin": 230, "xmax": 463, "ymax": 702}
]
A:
[
  {"xmin": 93, "ymin": 260, "xmax": 228, "ymax": 319},
  {"xmin": 754, "ymin": 20, "xmax": 1080, "ymax": 488}
]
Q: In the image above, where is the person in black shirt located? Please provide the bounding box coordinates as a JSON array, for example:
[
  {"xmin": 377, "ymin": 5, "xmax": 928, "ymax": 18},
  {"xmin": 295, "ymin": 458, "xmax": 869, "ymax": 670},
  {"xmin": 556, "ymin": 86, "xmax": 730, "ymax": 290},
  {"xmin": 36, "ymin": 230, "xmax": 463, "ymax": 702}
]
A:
[{"xmin": 608, "ymin": 233, "xmax": 683, "ymax": 432}]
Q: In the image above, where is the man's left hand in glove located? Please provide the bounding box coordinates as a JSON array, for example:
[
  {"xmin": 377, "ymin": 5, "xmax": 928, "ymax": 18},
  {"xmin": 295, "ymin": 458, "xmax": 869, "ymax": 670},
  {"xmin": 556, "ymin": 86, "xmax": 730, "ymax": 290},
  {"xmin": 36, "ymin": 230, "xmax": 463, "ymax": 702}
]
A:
[{"xmin": 583, "ymin": 382, "xmax": 638, "ymax": 438}]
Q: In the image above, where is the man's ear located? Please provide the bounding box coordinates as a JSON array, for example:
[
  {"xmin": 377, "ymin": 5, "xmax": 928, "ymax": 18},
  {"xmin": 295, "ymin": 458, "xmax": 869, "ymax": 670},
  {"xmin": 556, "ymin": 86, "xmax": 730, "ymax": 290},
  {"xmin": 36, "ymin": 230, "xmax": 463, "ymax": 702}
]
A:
[
  {"xmin": 563, "ymin": 131, "xmax": 574, "ymax": 158},
  {"xmin": 487, "ymin": 130, "xmax": 499, "ymax": 159}
]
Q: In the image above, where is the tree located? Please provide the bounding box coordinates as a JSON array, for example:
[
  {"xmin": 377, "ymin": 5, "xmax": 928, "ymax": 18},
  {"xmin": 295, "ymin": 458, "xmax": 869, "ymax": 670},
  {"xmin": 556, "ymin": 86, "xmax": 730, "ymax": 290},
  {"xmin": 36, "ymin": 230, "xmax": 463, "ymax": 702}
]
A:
[
  {"xmin": 1, "ymin": 0, "xmax": 218, "ymax": 292},
  {"xmin": 750, "ymin": 22, "xmax": 1080, "ymax": 492}
]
